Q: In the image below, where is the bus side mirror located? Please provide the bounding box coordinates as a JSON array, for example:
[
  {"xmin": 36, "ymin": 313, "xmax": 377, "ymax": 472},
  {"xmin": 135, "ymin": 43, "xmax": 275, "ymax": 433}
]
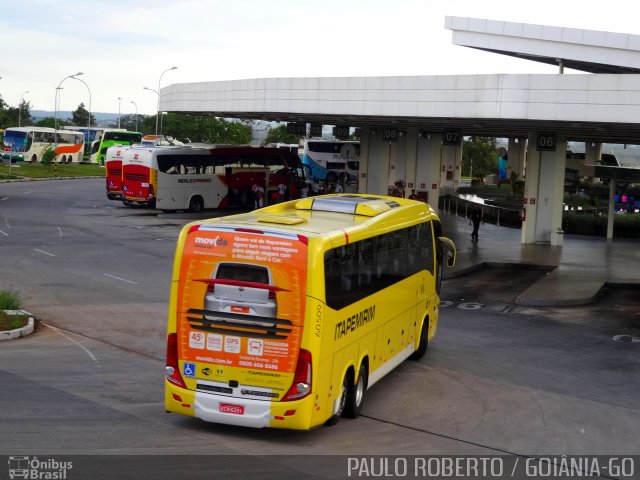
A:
[{"xmin": 438, "ymin": 236, "xmax": 456, "ymax": 268}]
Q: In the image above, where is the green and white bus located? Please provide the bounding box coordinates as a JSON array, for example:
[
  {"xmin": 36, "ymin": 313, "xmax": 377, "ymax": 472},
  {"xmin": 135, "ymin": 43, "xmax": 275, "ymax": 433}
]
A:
[{"xmin": 90, "ymin": 129, "xmax": 142, "ymax": 164}]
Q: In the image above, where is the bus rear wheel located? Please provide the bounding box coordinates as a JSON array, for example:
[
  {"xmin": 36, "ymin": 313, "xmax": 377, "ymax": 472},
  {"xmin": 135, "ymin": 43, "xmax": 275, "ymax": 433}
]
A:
[
  {"xmin": 344, "ymin": 364, "xmax": 367, "ymax": 419},
  {"xmin": 188, "ymin": 196, "xmax": 204, "ymax": 213}
]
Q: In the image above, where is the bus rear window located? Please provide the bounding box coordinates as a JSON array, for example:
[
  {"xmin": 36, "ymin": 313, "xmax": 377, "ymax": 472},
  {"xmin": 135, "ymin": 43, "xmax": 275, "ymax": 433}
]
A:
[{"xmin": 216, "ymin": 263, "xmax": 269, "ymax": 284}]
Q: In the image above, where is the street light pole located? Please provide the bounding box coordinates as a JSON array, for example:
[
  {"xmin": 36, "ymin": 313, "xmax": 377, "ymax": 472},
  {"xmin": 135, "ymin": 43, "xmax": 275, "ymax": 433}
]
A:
[
  {"xmin": 70, "ymin": 76, "xmax": 91, "ymax": 161},
  {"xmin": 117, "ymin": 97, "xmax": 122, "ymax": 129},
  {"xmin": 55, "ymin": 71, "xmax": 83, "ymax": 168},
  {"xmin": 143, "ymin": 86, "xmax": 158, "ymax": 134},
  {"xmin": 155, "ymin": 66, "xmax": 177, "ymax": 135},
  {"xmin": 131, "ymin": 101, "xmax": 138, "ymax": 132},
  {"xmin": 18, "ymin": 90, "xmax": 29, "ymax": 127}
]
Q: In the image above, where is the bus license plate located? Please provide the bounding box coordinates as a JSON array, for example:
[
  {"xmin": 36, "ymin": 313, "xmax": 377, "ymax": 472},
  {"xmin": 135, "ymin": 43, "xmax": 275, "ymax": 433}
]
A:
[{"xmin": 220, "ymin": 403, "xmax": 244, "ymax": 415}]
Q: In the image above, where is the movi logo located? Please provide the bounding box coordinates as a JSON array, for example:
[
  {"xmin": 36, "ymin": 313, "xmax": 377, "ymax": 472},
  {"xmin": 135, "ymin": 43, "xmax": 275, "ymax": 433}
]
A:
[{"xmin": 195, "ymin": 236, "xmax": 228, "ymax": 246}]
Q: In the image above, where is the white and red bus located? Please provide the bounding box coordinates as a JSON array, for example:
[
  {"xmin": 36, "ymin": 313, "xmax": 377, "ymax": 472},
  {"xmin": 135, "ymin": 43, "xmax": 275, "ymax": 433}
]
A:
[
  {"xmin": 121, "ymin": 146, "xmax": 305, "ymax": 211},
  {"xmin": 105, "ymin": 145, "xmax": 133, "ymax": 200}
]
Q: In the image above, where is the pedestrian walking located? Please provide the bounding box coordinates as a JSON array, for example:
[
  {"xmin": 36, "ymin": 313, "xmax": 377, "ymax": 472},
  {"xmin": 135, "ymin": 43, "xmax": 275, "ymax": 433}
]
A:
[{"xmin": 469, "ymin": 207, "xmax": 482, "ymax": 242}]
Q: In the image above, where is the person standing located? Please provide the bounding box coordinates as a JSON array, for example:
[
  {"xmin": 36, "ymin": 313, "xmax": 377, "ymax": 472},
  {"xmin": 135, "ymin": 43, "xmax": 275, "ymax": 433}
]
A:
[{"xmin": 469, "ymin": 207, "xmax": 482, "ymax": 242}]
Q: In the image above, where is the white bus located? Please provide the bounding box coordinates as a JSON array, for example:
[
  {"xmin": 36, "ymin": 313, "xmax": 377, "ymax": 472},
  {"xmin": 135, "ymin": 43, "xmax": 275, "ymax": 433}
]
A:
[
  {"xmin": 301, "ymin": 139, "xmax": 360, "ymax": 184},
  {"xmin": 121, "ymin": 145, "xmax": 305, "ymax": 212},
  {"xmin": 2, "ymin": 126, "xmax": 85, "ymax": 163}
]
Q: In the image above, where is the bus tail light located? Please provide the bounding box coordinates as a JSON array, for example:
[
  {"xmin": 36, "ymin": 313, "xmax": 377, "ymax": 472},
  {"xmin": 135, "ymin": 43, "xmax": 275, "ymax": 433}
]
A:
[
  {"xmin": 166, "ymin": 333, "xmax": 187, "ymax": 389},
  {"xmin": 147, "ymin": 184, "xmax": 155, "ymax": 200},
  {"xmin": 282, "ymin": 349, "xmax": 312, "ymax": 401}
]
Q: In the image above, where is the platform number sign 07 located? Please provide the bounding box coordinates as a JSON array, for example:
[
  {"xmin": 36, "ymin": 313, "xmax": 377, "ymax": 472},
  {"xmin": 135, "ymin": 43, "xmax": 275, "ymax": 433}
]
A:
[
  {"xmin": 537, "ymin": 132, "xmax": 557, "ymax": 151},
  {"xmin": 443, "ymin": 129, "xmax": 462, "ymax": 146}
]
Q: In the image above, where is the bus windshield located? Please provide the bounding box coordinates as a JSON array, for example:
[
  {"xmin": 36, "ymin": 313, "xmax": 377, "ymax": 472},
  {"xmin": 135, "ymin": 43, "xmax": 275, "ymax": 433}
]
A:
[{"xmin": 3, "ymin": 130, "xmax": 28, "ymax": 152}]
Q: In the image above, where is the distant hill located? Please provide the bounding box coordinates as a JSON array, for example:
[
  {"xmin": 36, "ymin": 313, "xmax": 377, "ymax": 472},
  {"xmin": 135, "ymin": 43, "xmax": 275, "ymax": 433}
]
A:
[{"xmin": 31, "ymin": 110, "xmax": 120, "ymax": 123}]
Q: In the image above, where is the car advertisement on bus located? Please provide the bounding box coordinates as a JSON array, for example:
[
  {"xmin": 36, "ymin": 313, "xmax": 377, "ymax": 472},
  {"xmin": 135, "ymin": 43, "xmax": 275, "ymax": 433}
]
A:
[{"xmin": 176, "ymin": 225, "xmax": 308, "ymax": 389}]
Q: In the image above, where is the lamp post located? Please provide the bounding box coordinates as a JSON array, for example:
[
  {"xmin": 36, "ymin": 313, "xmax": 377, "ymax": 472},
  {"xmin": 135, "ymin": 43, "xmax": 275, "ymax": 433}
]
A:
[
  {"xmin": 55, "ymin": 72, "xmax": 83, "ymax": 169},
  {"xmin": 70, "ymin": 76, "xmax": 91, "ymax": 161},
  {"xmin": 153, "ymin": 66, "xmax": 177, "ymax": 135},
  {"xmin": 131, "ymin": 101, "xmax": 138, "ymax": 132},
  {"xmin": 117, "ymin": 97, "xmax": 122, "ymax": 129},
  {"xmin": 143, "ymin": 86, "xmax": 158, "ymax": 134},
  {"xmin": 18, "ymin": 90, "xmax": 29, "ymax": 127}
]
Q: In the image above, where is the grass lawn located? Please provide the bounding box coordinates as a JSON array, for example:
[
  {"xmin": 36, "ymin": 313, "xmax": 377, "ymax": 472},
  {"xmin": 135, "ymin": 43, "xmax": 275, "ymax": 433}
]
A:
[{"xmin": 0, "ymin": 162, "xmax": 105, "ymax": 179}]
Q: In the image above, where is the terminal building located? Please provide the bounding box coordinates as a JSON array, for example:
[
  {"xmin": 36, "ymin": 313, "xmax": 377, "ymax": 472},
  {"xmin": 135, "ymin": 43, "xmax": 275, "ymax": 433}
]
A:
[{"xmin": 160, "ymin": 17, "xmax": 640, "ymax": 247}]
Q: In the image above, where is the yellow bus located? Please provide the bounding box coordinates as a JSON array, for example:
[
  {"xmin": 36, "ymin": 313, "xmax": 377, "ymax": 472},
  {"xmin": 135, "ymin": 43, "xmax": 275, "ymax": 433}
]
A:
[{"xmin": 165, "ymin": 194, "xmax": 456, "ymax": 430}]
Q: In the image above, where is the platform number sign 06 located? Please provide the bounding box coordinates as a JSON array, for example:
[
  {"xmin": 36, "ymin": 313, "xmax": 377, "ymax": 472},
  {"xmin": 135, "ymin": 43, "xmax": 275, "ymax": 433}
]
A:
[
  {"xmin": 537, "ymin": 132, "xmax": 557, "ymax": 151},
  {"xmin": 443, "ymin": 129, "xmax": 462, "ymax": 146}
]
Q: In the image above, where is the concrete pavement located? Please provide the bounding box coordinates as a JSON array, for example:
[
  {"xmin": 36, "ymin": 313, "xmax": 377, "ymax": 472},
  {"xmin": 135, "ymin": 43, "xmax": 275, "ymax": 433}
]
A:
[{"xmin": 439, "ymin": 209, "xmax": 640, "ymax": 307}]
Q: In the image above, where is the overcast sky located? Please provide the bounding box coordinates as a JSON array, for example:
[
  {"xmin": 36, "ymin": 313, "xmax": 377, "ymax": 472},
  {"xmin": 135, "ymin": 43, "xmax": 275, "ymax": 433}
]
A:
[{"xmin": 2, "ymin": 0, "xmax": 639, "ymax": 116}]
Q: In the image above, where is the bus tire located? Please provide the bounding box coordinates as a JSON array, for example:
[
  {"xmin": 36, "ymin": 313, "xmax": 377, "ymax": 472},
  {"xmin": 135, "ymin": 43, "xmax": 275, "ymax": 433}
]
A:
[
  {"xmin": 31, "ymin": 154, "xmax": 37, "ymax": 163},
  {"xmin": 188, "ymin": 196, "xmax": 204, "ymax": 213},
  {"xmin": 344, "ymin": 363, "xmax": 367, "ymax": 419},
  {"xmin": 324, "ymin": 370, "xmax": 352, "ymax": 426},
  {"xmin": 409, "ymin": 317, "xmax": 430, "ymax": 361}
]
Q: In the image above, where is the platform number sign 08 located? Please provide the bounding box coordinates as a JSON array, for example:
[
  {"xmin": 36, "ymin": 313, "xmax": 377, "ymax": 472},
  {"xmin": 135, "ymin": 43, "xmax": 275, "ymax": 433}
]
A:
[
  {"xmin": 383, "ymin": 127, "xmax": 398, "ymax": 143},
  {"xmin": 537, "ymin": 132, "xmax": 556, "ymax": 151},
  {"xmin": 443, "ymin": 129, "xmax": 462, "ymax": 145}
]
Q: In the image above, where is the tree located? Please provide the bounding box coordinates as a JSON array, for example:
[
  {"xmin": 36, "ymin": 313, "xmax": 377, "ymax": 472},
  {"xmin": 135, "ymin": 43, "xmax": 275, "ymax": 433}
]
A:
[
  {"xmin": 18, "ymin": 100, "xmax": 32, "ymax": 126},
  {"xmin": 461, "ymin": 137, "xmax": 499, "ymax": 179},
  {"xmin": 265, "ymin": 125, "xmax": 301, "ymax": 145},
  {"xmin": 35, "ymin": 117, "xmax": 59, "ymax": 128},
  {"xmin": 159, "ymin": 114, "xmax": 252, "ymax": 144},
  {"xmin": 118, "ymin": 113, "xmax": 148, "ymax": 132},
  {"xmin": 71, "ymin": 103, "xmax": 96, "ymax": 127}
]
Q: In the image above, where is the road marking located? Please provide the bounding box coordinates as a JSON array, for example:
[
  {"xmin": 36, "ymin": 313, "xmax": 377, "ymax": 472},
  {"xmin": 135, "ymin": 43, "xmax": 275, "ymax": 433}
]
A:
[
  {"xmin": 23, "ymin": 191, "xmax": 33, "ymax": 195},
  {"xmin": 57, "ymin": 226, "xmax": 62, "ymax": 238},
  {"xmin": 47, "ymin": 324, "xmax": 99, "ymax": 363},
  {"xmin": 1, "ymin": 197, "xmax": 8, "ymax": 201},
  {"xmin": 0, "ymin": 230, "xmax": 8, "ymax": 237},
  {"xmin": 104, "ymin": 273, "xmax": 139, "ymax": 285},
  {"xmin": 3, "ymin": 215, "xmax": 10, "ymax": 229},
  {"xmin": 34, "ymin": 248, "xmax": 55, "ymax": 257}
]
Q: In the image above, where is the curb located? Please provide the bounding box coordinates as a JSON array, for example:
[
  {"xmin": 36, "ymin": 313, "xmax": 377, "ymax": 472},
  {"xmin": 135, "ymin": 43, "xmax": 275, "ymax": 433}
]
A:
[{"xmin": 0, "ymin": 310, "xmax": 36, "ymax": 341}]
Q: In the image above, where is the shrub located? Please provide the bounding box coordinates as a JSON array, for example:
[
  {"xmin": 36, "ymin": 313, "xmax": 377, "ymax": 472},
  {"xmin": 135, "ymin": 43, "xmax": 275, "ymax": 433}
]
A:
[
  {"xmin": 41, "ymin": 146, "xmax": 56, "ymax": 165},
  {"xmin": 0, "ymin": 289, "xmax": 23, "ymax": 310}
]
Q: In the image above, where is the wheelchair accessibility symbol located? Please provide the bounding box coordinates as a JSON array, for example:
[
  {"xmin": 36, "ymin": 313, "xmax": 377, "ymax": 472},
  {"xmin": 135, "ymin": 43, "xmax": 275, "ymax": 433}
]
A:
[{"xmin": 183, "ymin": 362, "xmax": 196, "ymax": 377}]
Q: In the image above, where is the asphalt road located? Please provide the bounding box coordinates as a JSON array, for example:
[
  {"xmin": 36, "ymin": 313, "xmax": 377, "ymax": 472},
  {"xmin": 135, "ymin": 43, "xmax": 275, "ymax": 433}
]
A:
[{"xmin": 1, "ymin": 179, "xmax": 639, "ymax": 479}]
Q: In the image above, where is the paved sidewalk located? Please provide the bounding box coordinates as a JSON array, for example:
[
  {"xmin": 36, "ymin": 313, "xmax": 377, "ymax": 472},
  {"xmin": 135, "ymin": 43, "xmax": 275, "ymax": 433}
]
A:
[{"xmin": 439, "ymin": 210, "xmax": 640, "ymax": 307}]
